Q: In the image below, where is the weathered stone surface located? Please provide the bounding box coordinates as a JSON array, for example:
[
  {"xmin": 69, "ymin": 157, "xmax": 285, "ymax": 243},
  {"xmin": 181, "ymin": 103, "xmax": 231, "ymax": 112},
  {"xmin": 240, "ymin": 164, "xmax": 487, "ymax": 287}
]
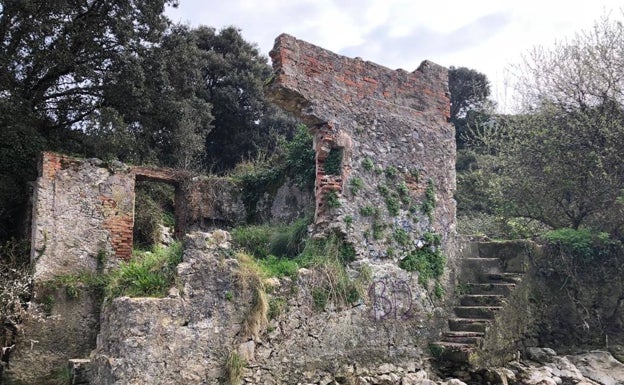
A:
[
  {"xmin": 9, "ymin": 153, "xmax": 249, "ymax": 384},
  {"xmin": 526, "ymin": 347, "xmax": 557, "ymax": 364},
  {"xmin": 5, "ymin": 287, "xmax": 100, "ymax": 384},
  {"xmin": 267, "ymin": 33, "xmax": 456, "ymax": 264},
  {"xmin": 69, "ymin": 358, "xmax": 92, "ymax": 385},
  {"xmin": 567, "ymin": 351, "xmax": 624, "ymax": 385},
  {"xmin": 87, "ymin": 231, "xmax": 440, "ymax": 384},
  {"xmin": 498, "ymin": 350, "xmax": 624, "ymax": 385}
]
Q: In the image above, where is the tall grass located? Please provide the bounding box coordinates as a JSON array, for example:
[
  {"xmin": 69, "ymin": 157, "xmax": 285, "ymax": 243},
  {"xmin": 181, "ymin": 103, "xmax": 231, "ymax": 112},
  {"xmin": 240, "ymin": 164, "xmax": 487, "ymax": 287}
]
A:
[{"xmin": 106, "ymin": 241, "xmax": 183, "ymax": 298}]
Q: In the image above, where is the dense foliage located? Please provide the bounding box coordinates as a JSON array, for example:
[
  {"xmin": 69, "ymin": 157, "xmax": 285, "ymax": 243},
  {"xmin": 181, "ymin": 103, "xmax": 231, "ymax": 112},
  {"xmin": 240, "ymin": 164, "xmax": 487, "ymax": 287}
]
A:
[
  {"xmin": 448, "ymin": 66, "xmax": 494, "ymax": 148},
  {"xmin": 0, "ymin": 2, "xmax": 300, "ymax": 242},
  {"xmin": 455, "ymin": 14, "xmax": 624, "ymax": 240}
]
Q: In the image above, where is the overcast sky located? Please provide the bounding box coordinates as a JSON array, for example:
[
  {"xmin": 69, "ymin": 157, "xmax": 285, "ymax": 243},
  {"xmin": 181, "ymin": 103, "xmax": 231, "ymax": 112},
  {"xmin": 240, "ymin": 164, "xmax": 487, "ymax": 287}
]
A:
[{"xmin": 166, "ymin": 1, "xmax": 623, "ymax": 111}]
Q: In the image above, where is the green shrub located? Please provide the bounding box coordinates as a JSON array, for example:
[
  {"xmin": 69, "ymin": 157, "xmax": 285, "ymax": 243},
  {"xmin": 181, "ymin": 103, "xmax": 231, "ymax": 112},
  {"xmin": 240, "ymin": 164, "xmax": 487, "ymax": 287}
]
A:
[
  {"xmin": 385, "ymin": 165, "xmax": 398, "ymax": 179},
  {"xmin": 360, "ymin": 205, "xmax": 376, "ymax": 216},
  {"xmin": 231, "ymin": 225, "xmax": 273, "ymax": 259},
  {"xmin": 324, "ymin": 148, "xmax": 343, "ymax": 175},
  {"xmin": 268, "ymin": 217, "xmax": 309, "ymax": 258},
  {"xmin": 133, "ymin": 181, "xmax": 176, "ymax": 249},
  {"xmin": 106, "ymin": 241, "xmax": 183, "ymax": 298},
  {"xmin": 399, "ymin": 247, "xmax": 445, "ymax": 285},
  {"xmin": 544, "ymin": 228, "xmax": 612, "ymax": 261},
  {"xmin": 362, "ymin": 157, "xmax": 374, "ymax": 171},
  {"xmin": 232, "ymin": 218, "xmax": 310, "ymax": 259},
  {"xmin": 393, "ymin": 227, "xmax": 411, "ymax": 246},
  {"xmin": 285, "ymin": 124, "xmax": 315, "ymax": 190},
  {"xmin": 385, "ymin": 196, "xmax": 400, "ymax": 216},
  {"xmin": 236, "ymin": 158, "xmax": 286, "ymax": 222},
  {"xmin": 325, "ymin": 190, "xmax": 341, "ymax": 208},
  {"xmin": 349, "ymin": 177, "xmax": 364, "ymax": 194},
  {"xmin": 260, "ymin": 255, "xmax": 299, "ymax": 279}
]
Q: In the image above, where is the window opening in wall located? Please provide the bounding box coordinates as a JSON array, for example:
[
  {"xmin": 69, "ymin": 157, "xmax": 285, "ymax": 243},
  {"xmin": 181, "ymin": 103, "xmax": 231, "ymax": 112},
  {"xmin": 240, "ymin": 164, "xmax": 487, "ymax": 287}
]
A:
[
  {"xmin": 133, "ymin": 180, "xmax": 176, "ymax": 250},
  {"xmin": 324, "ymin": 147, "xmax": 344, "ymax": 176}
]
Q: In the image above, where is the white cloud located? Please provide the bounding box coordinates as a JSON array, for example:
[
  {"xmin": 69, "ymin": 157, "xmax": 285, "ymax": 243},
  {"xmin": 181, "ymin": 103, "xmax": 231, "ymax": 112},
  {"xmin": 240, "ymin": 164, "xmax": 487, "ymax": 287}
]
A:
[{"xmin": 166, "ymin": 0, "xmax": 624, "ymax": 110}]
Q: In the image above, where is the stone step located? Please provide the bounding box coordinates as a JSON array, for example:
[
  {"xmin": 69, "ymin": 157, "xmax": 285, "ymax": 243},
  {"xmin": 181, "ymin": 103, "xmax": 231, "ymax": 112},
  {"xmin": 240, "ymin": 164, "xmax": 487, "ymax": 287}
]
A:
[
  {"xmin": 464, "ymin": 283, "xmax": 515, "ymax": 296},
  {"xmin": 429, "ymin": 341, "xmax": 476, "ymax": 364},
  {"xmin": 441, "ymin": 331, "xmax": 484, "ymax": 345},
  {"xmin": 483, "ymin": 273, "xmax": 523, "ymax": 284},
  {"xmin": 459, "ymin": 258, "xmax": 503, "ymax": 282},
  {"xmin": 460, "ymin": 294, "xmax": 505, "ymax": 306},
  {"xmin": 454, "ymin": 306, "xmax": 501, "ymax": 319},
  {"xmin": 448, "ymin": 318, "xmax": 491, "ymax": 333}
]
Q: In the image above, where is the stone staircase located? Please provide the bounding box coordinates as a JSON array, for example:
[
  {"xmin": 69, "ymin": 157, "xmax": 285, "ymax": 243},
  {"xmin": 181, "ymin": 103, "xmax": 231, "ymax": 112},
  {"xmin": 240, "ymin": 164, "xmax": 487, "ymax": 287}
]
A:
[{"xmin": 432, "ymin": 241, "xmax": 530, "ymax": 367}]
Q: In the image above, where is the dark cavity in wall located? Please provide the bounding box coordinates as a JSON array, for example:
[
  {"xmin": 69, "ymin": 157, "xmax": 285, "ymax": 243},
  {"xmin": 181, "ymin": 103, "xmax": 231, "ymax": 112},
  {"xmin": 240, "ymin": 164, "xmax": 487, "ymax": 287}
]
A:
[
  {"xmin": 133, "ymin": 180, "xmax": 177, "ymax": 249},
  {"xmin": 323, "ymin": 147, "xmax": 344, "ymax": 176}
]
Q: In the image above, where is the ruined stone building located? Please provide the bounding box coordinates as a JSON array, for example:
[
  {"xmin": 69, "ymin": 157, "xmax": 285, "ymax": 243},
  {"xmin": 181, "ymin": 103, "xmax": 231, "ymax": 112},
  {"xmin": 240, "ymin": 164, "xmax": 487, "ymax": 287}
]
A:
[{"xmin": 6, "ymin": 34, "xmax": 460, "ymax": 384}]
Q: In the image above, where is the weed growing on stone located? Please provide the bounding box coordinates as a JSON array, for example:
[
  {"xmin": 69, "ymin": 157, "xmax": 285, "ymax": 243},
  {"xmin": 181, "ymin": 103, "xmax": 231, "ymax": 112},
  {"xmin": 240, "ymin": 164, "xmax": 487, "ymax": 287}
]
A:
[
  {"xmin": 225, "ymin": 351, "xmax": 246, "ymax": 385},
  {"xmin": 397, "ymin": 181, "xmax": 409, "ymax": 197},
  {"xmin": 434, "ymin": 281, "xmax": 445, "ymax": 299},
  {"xmin": 409, "ymin": 168, "xmax": 421, "ymax": 181},
  {"xmin": 235, "ymin": 253, "xmax": 269, "ymax": 340},
  {"xmin": 393, "ymin": 228, "xmax": 410, "ymax": 247},
  {"xmin": 106, "ymin": 241, "xmax": 183, "ymax": 298},
  {"xmin": 360, "ymin": 205, "xmax": 376, "ymax": 216},
  {"xmin": 312, "ymin": 287, "xmax": 329, "ymax": 310},
  {"xmin": 385, "ymin": 165, "xmax": 398, "ymax": 179},
  {"xmin": 399, "ymin": 246, "xmax": 445, "ymax": 286},
  {"xmin": 268, "ymin": 297, "xmax": 287, "ymax": 319},
  {"xmin": 377, "ymin": 184, "xmax": 390, "ymax": 197},
  {"xmin": 362, "ymin": 157, "xmax": 374, "ymax": 171},
  {"xmin": 344, "ymin": 215, "xmax": 354, "ymax": 228},
  {"xmin": 299, "ymin": 234, "xmax": 362, "ymax": 309},
  {"xmin": 324, "ymin": 148, "xmax": 343, "ymax": 175},
  {"xmin": 385, "ymin": 196, "xmax": 400, "ymax": 216},
  {"xmin": 421, "ymin": 179, "xmax": 436, "ymax": 221},
  {"xmin": 325, "ymin": 190, "xmax": 341, "ymax": 208},
  {"xmin": 372, "ymin": 221, "xmax": 386, "ymax": 240},
  {"xmin": 349, "ymin": 177, "xmax": 364, "ymax": 194}
]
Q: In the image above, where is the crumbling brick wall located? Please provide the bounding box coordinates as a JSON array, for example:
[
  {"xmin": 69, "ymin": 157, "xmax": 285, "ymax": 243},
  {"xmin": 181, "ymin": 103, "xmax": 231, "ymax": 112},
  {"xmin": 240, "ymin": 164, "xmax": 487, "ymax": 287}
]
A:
[
  {"xmin": 31, "ymin": 153, "xmax": 136, "ymax": 279},
  {"xmin": 267, "ymin": 34, "xmax": 456, "ymax": 260},
  {"xmin": 30, "ymin": 153, "xmax": 249, "ymax": 279}
]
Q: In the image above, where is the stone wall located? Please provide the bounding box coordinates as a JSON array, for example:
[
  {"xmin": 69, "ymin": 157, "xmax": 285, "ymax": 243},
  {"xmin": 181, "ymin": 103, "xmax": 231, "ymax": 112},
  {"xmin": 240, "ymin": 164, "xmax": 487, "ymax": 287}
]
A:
[
  {"xmin": 30, "ymin": 152, "xmax": 248, "ymax": 280},
  {"xmin": 89, "ymin": 231, "xmax": 444, "ymax": 385},
  {"xmin": 267, "ymin": 33, "xmax": 456, "ymax": 264},
  {"xmin": 8, "ymin": 154, "xmax": 249, "ymax": 384},
  {"xmin": 31, "ymin": 153, "xmax": 135, "ymax": 279}
]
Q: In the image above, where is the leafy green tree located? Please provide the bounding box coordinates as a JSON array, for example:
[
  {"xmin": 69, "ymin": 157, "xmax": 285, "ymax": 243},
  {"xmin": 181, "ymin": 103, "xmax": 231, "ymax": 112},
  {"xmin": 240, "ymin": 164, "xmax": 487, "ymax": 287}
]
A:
[
  {"xmin": 0, "ymin": 0, "xmax": 176, "ymax": 240},
  {"xmin": 448, "ymin": 66, "xmax": 494, "ymax": 148},
  {"xmin": 488, "ymin": 14, "xmax": 624, "ymax": 236},
  {"xmin": 89, "ymin": 25, "xmax": 213, "ymax": 169},
  {"xmin": 194, "ymin": 26, "xmax": 298, "ymax": 172}
]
